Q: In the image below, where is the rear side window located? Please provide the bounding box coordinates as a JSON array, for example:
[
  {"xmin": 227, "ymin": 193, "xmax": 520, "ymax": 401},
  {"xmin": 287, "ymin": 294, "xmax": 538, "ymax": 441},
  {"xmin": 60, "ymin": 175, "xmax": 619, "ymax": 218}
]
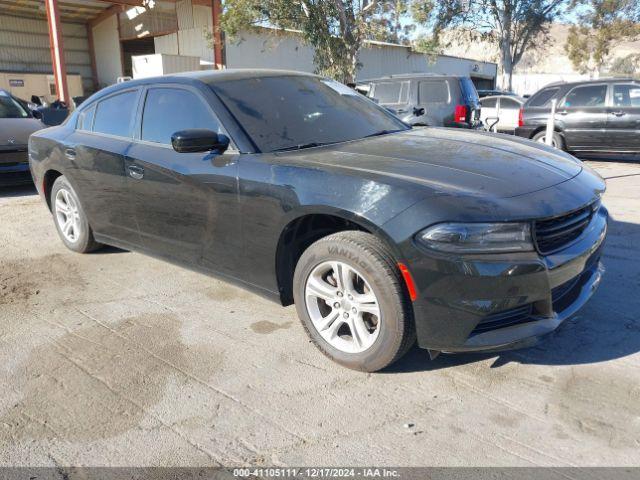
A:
[
  {"xmin": 371, "ymin": 81, "xmax": 409, "ymax": 104},
  {"xmin": 528, "ymin": 87, "xmax": 559, "ymax": 107},
  {"xmin": 418, "ymin": 80, "xmax": 450, "ymax": 104},
  {"xmin": 76, "ymin": 105, "xmax": 95, "ymax": 131},
  {"xmin": 501, "ymin": 98, "xmax": 521, "ymax": 109},
  {"xmin": 141, "ymin": 88, "xmax": 221, "ymax": 145},
  {"xmin": 481, "ymin": 98, "xmax": 497, "ymax": 108},
  {"xmin": 612, "ymin": 84, "xmax": 640, "ymax": 107},
  {"xmin": 93, "ymin": 90, "xmax": 138, "ymax": 137},
  {"xmin": 563, "ymin": 85, "xmax": 607, "ymax": 108}
]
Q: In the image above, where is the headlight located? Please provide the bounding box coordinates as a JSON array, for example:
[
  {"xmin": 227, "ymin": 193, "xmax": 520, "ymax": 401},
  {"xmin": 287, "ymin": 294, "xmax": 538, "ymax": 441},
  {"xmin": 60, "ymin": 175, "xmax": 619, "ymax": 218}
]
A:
[{"xmin": 416, "ymin": 222, "xmax": 534, "ymax": 253}]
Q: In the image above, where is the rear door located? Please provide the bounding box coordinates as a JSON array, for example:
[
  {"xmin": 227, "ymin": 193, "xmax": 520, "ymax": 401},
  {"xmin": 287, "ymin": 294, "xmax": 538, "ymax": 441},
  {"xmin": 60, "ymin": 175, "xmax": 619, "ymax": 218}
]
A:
[
  {"xmin": 607, "ymin": 82, "xmax": 640, "ymax": 151},
  {"xmin": 63, "ymin": 88, "xmax": 142, "ymax": 246},
  {"xmin": 498, "ymin": 97, "xmax": 522, "ymax": 131},
  {"xmin": 417, "ymin": 78, "xmax": 452, "ymax": 126},
  {"xmin": 557, "ymin": 83, "xmax": 608, "ymax": 151},
  {"xmin": 125, "ymin": 84, "xmax": 239, "ymax": 268}
]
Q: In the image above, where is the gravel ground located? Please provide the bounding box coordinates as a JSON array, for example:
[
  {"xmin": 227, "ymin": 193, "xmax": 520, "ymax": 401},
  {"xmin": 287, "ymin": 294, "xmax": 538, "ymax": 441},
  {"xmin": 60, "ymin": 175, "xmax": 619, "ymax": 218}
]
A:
[{"xmin": 0, "ymin": 158, "xmax": 639, "ymax": 467}]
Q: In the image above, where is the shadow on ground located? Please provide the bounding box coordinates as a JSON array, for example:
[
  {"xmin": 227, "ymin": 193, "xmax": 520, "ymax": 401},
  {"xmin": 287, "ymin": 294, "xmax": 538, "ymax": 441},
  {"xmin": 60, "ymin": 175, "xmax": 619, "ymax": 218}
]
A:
[
  {"xmin": 0, "ymin": 184, "xmax": 37, "ymax": 198},
  {"xmin": 387, "ymin": 216, "xmax": 640, "ymax": 373}
]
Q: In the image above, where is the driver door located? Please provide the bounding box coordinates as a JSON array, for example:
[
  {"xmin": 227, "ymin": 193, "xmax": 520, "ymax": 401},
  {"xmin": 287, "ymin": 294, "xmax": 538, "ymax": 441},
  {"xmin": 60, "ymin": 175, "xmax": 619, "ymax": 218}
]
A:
[{"xmin": 125, "ymin": 85, "xmax": 239, "ymax": 269}]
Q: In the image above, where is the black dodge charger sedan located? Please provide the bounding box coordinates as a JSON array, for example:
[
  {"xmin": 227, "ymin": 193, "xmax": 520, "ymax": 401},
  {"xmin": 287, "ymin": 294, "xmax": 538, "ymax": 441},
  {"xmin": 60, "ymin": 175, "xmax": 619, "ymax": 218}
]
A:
[{"xmin": 29, "ymin": 70, "xmax": 607, "ymax": 371}]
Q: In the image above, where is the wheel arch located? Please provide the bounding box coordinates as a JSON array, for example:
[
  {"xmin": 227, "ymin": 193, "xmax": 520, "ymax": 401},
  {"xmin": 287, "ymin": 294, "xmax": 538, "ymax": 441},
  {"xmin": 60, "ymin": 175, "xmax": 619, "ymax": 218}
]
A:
[
  {"xmin": 274, "ymin": 208, "xmax": 401, "ymax": 306},
  {"xmin": 42, "ymin": 169, "xmax": 64, "ymax": 211}
]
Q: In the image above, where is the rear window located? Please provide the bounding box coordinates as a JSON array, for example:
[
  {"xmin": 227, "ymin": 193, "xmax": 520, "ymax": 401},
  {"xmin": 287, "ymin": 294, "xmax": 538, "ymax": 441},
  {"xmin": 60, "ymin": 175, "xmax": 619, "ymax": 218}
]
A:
[
  {"xmin": 528, "ymin": 87, "xmax": 559, "ymax": 107},
  {"xmin": 370, "ymin": 81, "xmax": 409, "ymax": 104},
  {"xmin": 93, "ymin": 90, "xmax": 138, "ymax": 137},
  {"xmin": 418, "ymin": 80, "xmax": 450, "ymax": 104},
  {"xmin": 460, "ymin": 77, "xmax": 479, "ymax": 103}
]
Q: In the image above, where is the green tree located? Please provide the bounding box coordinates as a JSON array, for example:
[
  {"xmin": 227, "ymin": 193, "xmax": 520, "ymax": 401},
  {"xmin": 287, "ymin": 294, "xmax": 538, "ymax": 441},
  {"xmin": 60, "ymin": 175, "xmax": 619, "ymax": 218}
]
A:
[
  {"xmin": 415, "ymin": 0, "xmax": 567, "ymax": 91},
  {"xmin": 565, "ymin": 0, "xmax": 640, "ymax": 75},
  {"xmin": 220, "ymin": 0, "xmax": 433, "ymax": 83}
]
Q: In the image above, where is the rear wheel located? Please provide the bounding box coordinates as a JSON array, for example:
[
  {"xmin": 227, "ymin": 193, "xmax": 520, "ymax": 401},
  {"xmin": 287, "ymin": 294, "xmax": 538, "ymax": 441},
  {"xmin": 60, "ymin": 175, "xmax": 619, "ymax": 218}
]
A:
[
  {"xmin": 51, "ymin": 176, "xmax": 101, "ymax": 253},
  {"xmin": 293, "ymin": 231, "xmax": 415, "ymax": 372},
  {"xmin": 532, "ymin": 130, "xmax": 565, "ymax": 150}
]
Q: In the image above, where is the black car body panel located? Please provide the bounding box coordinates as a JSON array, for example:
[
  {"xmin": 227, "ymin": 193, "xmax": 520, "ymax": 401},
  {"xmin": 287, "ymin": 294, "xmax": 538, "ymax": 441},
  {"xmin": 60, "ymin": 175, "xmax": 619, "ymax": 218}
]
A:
[
  {"xmin": 29, "ymin": 70, "xmax": 607, "ymax": 354},
  {"xmin": 516, "ymin": 78, "xmax": 640, "ymax": 153}
]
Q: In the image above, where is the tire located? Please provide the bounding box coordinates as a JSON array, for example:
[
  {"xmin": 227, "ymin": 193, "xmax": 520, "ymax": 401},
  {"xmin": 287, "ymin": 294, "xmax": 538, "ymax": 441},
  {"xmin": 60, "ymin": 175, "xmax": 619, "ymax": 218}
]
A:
[
  {"xmin": 51, "ymin": 175, "xmax": 101, "ymax": 253},
  {"xmin": 293, "ymin": 231, "xmax": 416, "ymax": 372},
  {"xmin": 532, "ymin": 130, "xmax": 565, "ymax": 150}
]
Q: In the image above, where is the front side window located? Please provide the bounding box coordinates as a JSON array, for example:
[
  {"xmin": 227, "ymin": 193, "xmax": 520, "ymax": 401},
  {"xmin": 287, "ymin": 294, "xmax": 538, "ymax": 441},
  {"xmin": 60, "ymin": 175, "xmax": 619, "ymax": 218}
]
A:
[
  {"xmin": 612, "ymin": 84, "xmax": 640, "ymax": 107},
  {"xmin": 0, "ymin": 92, "xmax": 29, "ymax": 119},
  {"xmin": 93, "ymin": 90, "xmax": 138, "ymax": 137},
  {"xmin": 141, "ymin": 88, "xmax": 221, "ymax": 145},
  {"xmin": 212, "ymin": 75, "xmax": 408, "ymax": 153},
  {"xmin": 563, "ymin": 85, "xmax": 607, "ymax": 108},
  {"xmin": 418, "ymin": 81, "xmax": 450, "ymax": 104}
]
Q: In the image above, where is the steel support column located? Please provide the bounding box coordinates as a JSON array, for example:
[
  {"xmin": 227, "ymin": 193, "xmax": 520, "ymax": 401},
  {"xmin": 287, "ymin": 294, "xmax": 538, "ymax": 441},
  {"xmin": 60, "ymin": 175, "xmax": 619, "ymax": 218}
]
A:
[
  {"xmin": 44, "ymin": 0, "xmax": 70, "ymax": 103},
  {"xmin": 211, "ymin": 0, "xmax": 224, "ymax": 69}
]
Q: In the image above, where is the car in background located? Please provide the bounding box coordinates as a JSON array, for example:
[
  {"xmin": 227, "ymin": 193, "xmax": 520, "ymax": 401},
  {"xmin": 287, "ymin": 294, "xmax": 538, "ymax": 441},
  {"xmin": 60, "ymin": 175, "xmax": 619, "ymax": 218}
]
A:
[
  {"xmin": 0, "ymin": 89, "xmax": 45, "ymax": 186},
  {"xmin": 480, "ymin": 95, "xmax": 525, "ymax": 133},
  {"xmin": 477, "ymin": 89, "xmax": 518, "ymax": 98},
  {"xmin": 362, "ymin": 74, "xmax": 481, "ymax": 128},
  {"xmin": 516, "ymin": 78, "xmax": 640, "ymax": 153},
  {"xmin": 30, "ymin": 70, "xmax": 607, "ymax": 372}
]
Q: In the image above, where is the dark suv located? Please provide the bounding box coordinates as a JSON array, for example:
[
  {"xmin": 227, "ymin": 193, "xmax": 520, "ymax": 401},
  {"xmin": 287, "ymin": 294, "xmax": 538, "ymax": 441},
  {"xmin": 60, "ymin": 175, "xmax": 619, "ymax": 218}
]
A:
[
  {"xmin": 362, "ymin": 74, "xmax": 481, "ymax": 128},
  {"xmin": 516, "ymin": 78, "xmax": 640, "ymax": 153}
]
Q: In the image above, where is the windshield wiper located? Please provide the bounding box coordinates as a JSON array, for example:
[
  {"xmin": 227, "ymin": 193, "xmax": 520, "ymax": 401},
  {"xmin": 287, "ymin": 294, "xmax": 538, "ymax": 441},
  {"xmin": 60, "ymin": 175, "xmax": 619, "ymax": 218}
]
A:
[{"xmin": 274, "ymin": 142, "xmax": 331, "ymax": 152}]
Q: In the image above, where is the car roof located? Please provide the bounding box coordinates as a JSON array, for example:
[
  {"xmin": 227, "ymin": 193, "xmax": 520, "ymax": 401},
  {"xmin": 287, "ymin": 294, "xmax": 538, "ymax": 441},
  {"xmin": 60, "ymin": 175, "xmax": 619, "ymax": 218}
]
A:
[
  {"xmin": 361, "ymin": 73, "xmax": 461, "ymax": 82},
  {"xmin": 542, "ymin": 77, "xmax": 639, "ymax": 89},
  {"xmin": 85, "ymin": 69, "xmax": 318, "ymax": 104}
]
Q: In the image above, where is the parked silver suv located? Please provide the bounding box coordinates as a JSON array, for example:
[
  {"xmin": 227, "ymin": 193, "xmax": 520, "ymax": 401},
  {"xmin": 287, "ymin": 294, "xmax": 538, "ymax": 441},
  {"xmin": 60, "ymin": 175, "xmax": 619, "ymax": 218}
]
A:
[{"xmin": 360, "ymin": 74, "xmax": 482, "ymax": 128}]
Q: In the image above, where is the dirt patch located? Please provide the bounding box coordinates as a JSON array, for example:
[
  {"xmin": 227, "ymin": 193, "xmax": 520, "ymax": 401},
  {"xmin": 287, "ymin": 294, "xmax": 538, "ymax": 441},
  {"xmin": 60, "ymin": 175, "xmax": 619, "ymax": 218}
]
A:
[
  {"xmin": 0, "ymin": 313, "xmax": 224, "ymax": 442},
  {"xmin": 250, "ymin": 320, "xmax": 293, "ymax": 335},
  {"xmin": 550, "ymin": 369, "xmax": 640, "ymax": 448},
  {"xmin": 0, "ymin": 254, "xmax": 85, "ymax": 306}
]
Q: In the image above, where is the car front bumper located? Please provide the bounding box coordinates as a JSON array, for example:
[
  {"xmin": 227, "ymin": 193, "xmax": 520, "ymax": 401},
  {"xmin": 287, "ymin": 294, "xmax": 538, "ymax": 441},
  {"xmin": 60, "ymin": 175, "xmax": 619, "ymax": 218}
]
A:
[
  {"xmin": 407, "ymin": 204, "xmax": 608, "ymax": 353},
  {"xmin": 0, "ymin": 147, "xmax": 32, "ymax": 186}
]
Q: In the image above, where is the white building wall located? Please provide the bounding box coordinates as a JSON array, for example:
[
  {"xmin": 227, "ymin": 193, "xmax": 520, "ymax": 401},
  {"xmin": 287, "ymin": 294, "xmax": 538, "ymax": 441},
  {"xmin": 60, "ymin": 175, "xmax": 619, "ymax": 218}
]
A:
[{"xmin": 92, "ymin": 15, "xmax": 123, "ymax": 87}]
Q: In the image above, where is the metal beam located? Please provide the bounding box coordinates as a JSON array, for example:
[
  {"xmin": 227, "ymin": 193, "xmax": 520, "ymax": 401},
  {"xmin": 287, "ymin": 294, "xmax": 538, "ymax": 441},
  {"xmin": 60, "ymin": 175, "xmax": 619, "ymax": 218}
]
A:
[
  {"xmin": 211, "ymin": 0, "xmax": 224, "ymax": 69},
  {"xmin": 44, "ymin": 0, "xmax": 70, "ymax": 103}
]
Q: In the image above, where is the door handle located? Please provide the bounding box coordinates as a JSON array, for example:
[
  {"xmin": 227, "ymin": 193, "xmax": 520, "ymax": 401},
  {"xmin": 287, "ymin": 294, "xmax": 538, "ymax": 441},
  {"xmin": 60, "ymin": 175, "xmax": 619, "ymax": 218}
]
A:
[
  {"xmin": 612, "ymin": 110, "xmax": 626, "ymax": 117},
  {"xmin": 127, "ymin": 164, "xmax": 144, "ymax": 180},
  {"xmin": 64, "ymin": 148, "xmax": 76, "ymax": 160},
  {"xmin": 557, "ymin": 110, "xmax": 568, "ymax": 116}
]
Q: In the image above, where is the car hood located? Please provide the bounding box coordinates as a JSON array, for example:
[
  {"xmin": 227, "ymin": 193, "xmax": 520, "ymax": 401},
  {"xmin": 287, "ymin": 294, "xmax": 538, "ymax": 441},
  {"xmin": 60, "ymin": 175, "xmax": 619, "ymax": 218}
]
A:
[
  {"xmin": 289, "ymin": 128, "xmax": 584, "ymax": 199},
  {"xmin": 0, "ymin": 118, "xmax": 45, "ymax": 148}
]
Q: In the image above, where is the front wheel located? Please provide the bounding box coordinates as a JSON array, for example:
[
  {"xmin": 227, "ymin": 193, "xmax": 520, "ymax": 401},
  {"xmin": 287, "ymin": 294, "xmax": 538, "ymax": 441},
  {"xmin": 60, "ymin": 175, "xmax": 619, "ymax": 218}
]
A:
[
  {"xmin": 51, "ymin": 175, "xmax": 102, "ymax": 253},
  {"xmin": 293, "ymin": 231, "xmax": 415, "ymax": 372}
]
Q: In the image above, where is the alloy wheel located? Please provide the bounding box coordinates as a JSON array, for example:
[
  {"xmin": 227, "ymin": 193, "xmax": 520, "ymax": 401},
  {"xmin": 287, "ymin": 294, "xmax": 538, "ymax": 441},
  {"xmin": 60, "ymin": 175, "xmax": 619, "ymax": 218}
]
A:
[
  {"xmin": 304, "ymin": 261, "xmax": 381, "ymax": 353},
  {"xmin": 54, "ymin": 188, "xmax": 81, "ymax": 243}
]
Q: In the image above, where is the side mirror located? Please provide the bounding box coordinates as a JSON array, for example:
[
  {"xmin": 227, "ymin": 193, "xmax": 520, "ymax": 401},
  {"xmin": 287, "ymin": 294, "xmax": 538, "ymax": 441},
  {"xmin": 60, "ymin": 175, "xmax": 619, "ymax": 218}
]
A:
[
  {"xmin": 413, "ymin": 107, "xmax": 425, "ymax": 117},
  {"xmin": 31, "ymin": 109, "xmax": 43, "ymax": 120},
  {"xmin": 171, "ymin": 129, "xmax": 230, "ymax": 154},
  {"xmin": 31, "ymin": 95, "xmax": 43, "ymax": 106}
]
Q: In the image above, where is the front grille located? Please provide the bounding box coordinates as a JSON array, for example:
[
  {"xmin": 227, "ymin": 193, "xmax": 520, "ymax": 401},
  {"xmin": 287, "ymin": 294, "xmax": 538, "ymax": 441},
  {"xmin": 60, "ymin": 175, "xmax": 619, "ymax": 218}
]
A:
[
  {"xmin": 470, "ymin": 304, "xmax": 534, "ymax": 335},
  {"xmin": 534, "ymin": 202, "xmax": 597, "ymax": 255}
]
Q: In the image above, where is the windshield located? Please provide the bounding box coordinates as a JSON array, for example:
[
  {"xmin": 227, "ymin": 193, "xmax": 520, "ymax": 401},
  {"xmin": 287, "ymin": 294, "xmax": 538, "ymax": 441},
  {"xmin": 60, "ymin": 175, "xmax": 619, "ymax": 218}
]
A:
[
  {"xmin": 211, "ymin": 75, "xmax": 408, "ymax": 152},
  {"xmin": 0, "ymin": 92, "xmax": 29, "ymax": 119}
]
